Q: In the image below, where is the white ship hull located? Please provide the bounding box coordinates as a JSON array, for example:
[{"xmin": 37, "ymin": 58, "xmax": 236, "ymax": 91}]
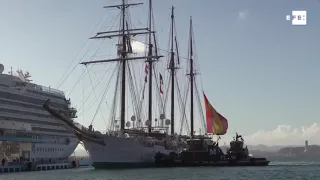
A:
[
  {"xmin": 0, "ymin": 67, "xmax": 79, "ymax": 161},
  {"xmin": 82, "ymin": 135, "xmax": 177, "ymax": 168},
  {"xmin": 31, "ymin": 138, "xmax": 79, "ymax": 161}
]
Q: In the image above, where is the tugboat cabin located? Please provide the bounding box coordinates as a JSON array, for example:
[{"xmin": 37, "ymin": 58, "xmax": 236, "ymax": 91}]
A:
[
  {"xmin": 179, "ymin": 137, "xmax": 224, "ymax": 163},
  {"xmin": 186, "ymin": 138, "xmax": 214, "ymax": 151},
  {"xmin": 226, "ymin": 133, "xmax": 249, "ymax": 160}
]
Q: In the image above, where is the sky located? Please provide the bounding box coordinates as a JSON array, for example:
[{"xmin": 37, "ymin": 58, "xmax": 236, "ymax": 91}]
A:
[{"xmin": 0, "ymin": 0, "xmax": 320, "ymax": 150}]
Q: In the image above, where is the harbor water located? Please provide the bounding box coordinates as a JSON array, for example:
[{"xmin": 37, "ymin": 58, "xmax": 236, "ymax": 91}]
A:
[{"xmin": 0, "ymin": 160, "xmax": 319, "ymax": 180}]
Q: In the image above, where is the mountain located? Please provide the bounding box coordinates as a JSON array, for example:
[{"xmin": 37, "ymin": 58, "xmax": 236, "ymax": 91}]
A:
[
  {"xmin": 278, "ymin": 145, "xmax": 320, "ymax": 156},
  {"xmin": 246, "ymin": 144, "xmax": 284, "ymax": 152}
]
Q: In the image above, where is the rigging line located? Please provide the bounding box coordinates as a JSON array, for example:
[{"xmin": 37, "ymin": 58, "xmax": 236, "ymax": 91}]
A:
[
  {"xmin": 89, "ymin": 75, "xmax": 111, "ymax": 127},
  {"xmin": 108, "ymin": 63, "xmax": 121, "ymax": 131},
  {"xmin": 152, "ymin": 65, "xmax": 165, "ymax": 114},
  {"xmin": 194, "ymin": 80, "xmax": 206, "ymax": 133},
  {"xmin": 127, "ymin": 62, "xmax": 139, "ymax": 116},
  {"xmin": 56, "ymin": 11, "xmax": 107, "ymax": 88},
  {"xmin": 67, "ymin": 65, "xmax": 95, "ymax": 97},
  {"xmin": 162, "ymin": 74, "xmax": 171, "ymax": 114},
  {"xmin": 57, "ymin": 11, "xmax": 121, "ymax": 89},
  {"xmin": 134, "ymin": 63, "xmax": 146, "ymax": 122},
  {"xmin": 71, "ymin": 34, "xmax": 113, "ymax": 102},
  {"xmin": 87, "ymin": 66, "xmax": 111, "ymax": 111},
  {"xmin": 82, "ymin": 66, "xmax": 85, "ymax": 122},
  {"xmin": 86, "ymin": 67, "xmax": 107, "ymax": 127},
  {"xmin": 138, "ymin": 81, "xmax": 147, "ymax": 123},
  {"xmin": 78, "ymin": 63, "xmax": 116, "ymax": 121},
  {"xmin": 138, "ymin": 63, "xmax": 149, "ymax": 124},
  {"xmin": 178, "ymin": 73, "xmax": 190, "ymax": 135},
  {"xmin": 176, "ymin": 74, "xmax": 190, "ymax": 135},
  {"xmin": 154, "ymin": 71, "xmax": 162, "ymax": 119},
  {"xmin": 76, "ymin": 63, "xmax": 114, "ymax": 113},
  {"xmin": 127, "ymin": 62, "xmax": 140, "ymax": 101},
  {"xmin": 130, "ymin": 63, "xmax": 144, "ymax": 117}
]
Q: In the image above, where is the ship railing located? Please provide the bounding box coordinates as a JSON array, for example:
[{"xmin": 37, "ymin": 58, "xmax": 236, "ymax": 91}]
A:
[
  {"xmin": 73, "ymin": 122, "xmax": 89, "ymax": 131},
  {"xmin": 34, "ymin": 85, "xmax": 65, "ymax": 97},
  {"xmin": 35, "ymin": 159, "xmax": 69, "ymax": 164},
  {"xmin": 69, "ymin": 107, "xmax": 77, "ymax": 111},
  {"xmin": 69, "ymin": 156, "xmax": 91, "ymax": 161},
  {"xmin": 7, "ymin": 161, "xmax": 25, "ymax": 166}
]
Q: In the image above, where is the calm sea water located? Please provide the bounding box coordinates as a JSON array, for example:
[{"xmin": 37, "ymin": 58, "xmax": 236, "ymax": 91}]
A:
[{"xmin": 1, "ymin": 161, "xmax": 319, "ymax": 180}]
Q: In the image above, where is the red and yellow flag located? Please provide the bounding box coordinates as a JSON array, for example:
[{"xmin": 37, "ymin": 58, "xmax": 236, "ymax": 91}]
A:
[{"xmin": 203, "ymin": 92, "xmax": 228, "ymax": 135}]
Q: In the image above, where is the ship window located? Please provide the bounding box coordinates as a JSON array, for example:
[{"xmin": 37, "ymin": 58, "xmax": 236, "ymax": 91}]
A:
[
  {"xmin": 0, "ymin": 114, "xmax": 62, "ymax": 127},
  {"xmin": 0, "ymin": 91, "xmax": 68, "ymax": 109},
  {"xmin": 0, "ymin": 107, "xmax": 51, "ymax": 118},
  {"xmin": 32, "ymin": 127, "xmax": 70, "ymax": 134},
  {"xmin": 0, "ymin": 98, "xmax": 70, "ymax": 114},
  {"xmin": 26, "ymin": 89, "xmax": 65, "ymax": 101},
  {"xmin": 16, "ymin": 132, "xmax": 75, "ymax": 139}
]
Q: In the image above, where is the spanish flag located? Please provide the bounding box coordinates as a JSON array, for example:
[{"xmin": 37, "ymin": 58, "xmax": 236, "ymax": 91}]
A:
[{"xmin": 203, "ymin": 92, "xmax": 228, "ymax": 135}]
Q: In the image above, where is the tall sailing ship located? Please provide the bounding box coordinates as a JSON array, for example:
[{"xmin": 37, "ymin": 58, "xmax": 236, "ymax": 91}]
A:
[
  {"xmin": 0, "ymin": 64, "xmax": 78, "ymax": 162},
  {"xmin": 43, "ymin": 0, "xmax": 229, "ymax": 169}
]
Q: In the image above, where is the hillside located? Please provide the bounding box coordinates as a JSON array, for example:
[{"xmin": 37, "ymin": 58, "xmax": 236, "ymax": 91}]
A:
[{"xmin": 277, "ymin": 145, "xmax": 320, "ymax": 156}]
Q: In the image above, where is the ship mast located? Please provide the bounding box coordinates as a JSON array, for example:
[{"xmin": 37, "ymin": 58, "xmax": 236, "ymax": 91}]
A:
[
  {"xmin": 188, "ymin": 17, "xmax": 195, "ymax": 138},
  {"xmin": 120, "ymin": 0, "xmax": 127, "ymax": 130},
  {"xmin": 147, "ymin": 0, "xmax": 153, "ymax": 133},
  {"xmin": 80, "ymin": 0, "xmax": 162, "ymax": 132},
  {"xmin": 168, "ymin": 6, "xmax": 179, "ymax": 135}
]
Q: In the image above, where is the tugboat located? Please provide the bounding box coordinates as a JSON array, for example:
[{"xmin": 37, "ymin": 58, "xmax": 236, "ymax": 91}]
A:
[{"xmin": 154, "ymin": 133, "xmax": 270, "ymax": 167}]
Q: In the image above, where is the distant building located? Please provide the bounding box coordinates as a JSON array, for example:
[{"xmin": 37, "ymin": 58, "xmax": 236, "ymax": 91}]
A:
[{"xmin": 304, "ymin": 140, "xmax": 308, "ymax": 152}]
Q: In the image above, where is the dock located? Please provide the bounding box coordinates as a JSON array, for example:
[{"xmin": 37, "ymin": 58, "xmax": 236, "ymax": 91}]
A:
[{"xmin": 0, "ymin": 156, "xmax": 92, "ymax": 174}]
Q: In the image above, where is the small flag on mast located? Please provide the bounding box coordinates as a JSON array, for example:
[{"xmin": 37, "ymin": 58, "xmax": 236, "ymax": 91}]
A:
[
  {"xmin": 160, "ymin": 73, "xmax": 163, "ymax": 94},
  {"xmin": 145, "ymin": 64, "xmax": 149, "ymax": 74}
]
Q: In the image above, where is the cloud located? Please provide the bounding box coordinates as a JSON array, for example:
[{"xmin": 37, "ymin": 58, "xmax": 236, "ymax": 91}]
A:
[
  {"xmin": 243, "ymin": 123, "xmax": 320, "ymax": 146},
  {"xmin": 238, "ymin": 11, "xmax": 248, "ymax": 20}
]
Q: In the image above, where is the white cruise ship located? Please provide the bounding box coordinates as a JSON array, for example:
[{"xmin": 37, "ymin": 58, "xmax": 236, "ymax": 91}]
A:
[{"xmin": 0, "ymin": 64, "xmax": 79, "ymax": 162}]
